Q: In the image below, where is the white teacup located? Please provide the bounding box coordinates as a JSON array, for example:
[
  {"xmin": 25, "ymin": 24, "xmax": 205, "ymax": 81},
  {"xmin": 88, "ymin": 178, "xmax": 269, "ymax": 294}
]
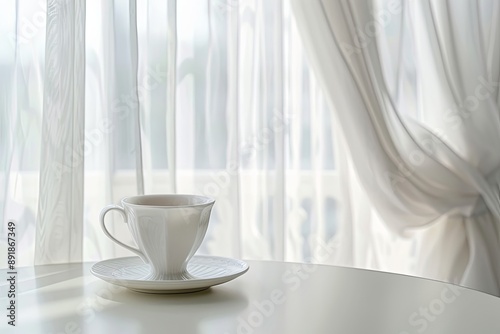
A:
[{"xmin": 99, "ymin": 194, "xmax": 215, "ymax": 280}]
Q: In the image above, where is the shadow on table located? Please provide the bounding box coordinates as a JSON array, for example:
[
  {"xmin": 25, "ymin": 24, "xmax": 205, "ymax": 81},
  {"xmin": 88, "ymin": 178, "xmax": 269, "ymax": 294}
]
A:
[
  {"xmin": 91, "ymin": 280, "xmax": 250, "ymax": 333},
  {"xmin": 0, "ymin": 264, "xmax": 84, "ymax": 296},
  {"xmin": 14, "ymin": 279, "xmax": 249, "ymax": 334}
]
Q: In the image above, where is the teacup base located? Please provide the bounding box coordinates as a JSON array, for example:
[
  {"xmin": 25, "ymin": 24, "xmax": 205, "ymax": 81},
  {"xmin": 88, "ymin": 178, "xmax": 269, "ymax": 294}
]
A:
[{"xmin": 142, "ymin": 269, "xmax": 195, "ymax": 281}]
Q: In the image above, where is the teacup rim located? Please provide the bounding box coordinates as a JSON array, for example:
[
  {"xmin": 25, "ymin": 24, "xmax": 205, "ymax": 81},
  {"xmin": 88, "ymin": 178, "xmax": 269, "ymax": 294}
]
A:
[{"xmin": 121, "ymin": 194, "xmax": 215, "ymax": 208}]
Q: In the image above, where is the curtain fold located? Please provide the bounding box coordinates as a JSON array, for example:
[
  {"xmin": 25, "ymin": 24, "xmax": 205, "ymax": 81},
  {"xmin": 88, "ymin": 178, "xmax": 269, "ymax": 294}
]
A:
[
  {"xmin": 35, "ymin": 0, "xmax": 86, "ymax": 264},
  {"xmin": 225, "ymin": 0, "xmax": 242, "ymax": 257},
  {"xmin": 128, "ymin": 0, "xmax": 145, "ymax": 195},
  {"xmin": 290, "ymin": 0, "xmax": 500, "ymax": 295},
  {"xmin": 166, "ymin": 0, "xmax": 177, "ymax": 194}
]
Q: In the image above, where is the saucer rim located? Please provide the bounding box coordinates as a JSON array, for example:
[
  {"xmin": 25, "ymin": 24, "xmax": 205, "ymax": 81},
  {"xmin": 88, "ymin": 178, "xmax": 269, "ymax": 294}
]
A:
[{"xmin": 90, "ymin": 255, "xmax": 249, "ymax": 291}]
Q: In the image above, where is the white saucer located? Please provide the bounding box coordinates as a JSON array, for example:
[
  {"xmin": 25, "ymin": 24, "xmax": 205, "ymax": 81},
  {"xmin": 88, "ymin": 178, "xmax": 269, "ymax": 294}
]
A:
[{"xmin": 90, "ymin": 255, "xmax": 249, "ymax": 294}]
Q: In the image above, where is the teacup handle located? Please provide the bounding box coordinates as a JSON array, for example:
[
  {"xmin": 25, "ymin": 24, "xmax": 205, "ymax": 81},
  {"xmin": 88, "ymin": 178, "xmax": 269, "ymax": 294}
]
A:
[{"xmin": 99, "ymin": 205, "xmax": 148, "ymax": 263}]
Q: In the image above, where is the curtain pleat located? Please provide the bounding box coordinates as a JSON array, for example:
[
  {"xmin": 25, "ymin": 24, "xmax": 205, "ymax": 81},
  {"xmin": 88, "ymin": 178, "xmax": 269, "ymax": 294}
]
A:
[
  {"xmin": 284, "ymin": 4, "xmax": 302, "ymax": 261},
  {"xmin": 0, "ymin": 0, "xmax": 18, "ymax": 239},
  {"xmin": 35, "ymin": 0, "xmax": 86, "ymax": 264},
  {"xmin": 128, "ymin": 0, "xmax": 144, "ymax": 195},
  {"xmin": 226, "ymin": 0, "xmax": 242, "ymax": 257},
  {"xmin": 272, "ymin": 0, "xmax": 285, "ymax": 260},
  {"xmin": 166, "ymin": 0, "xmax": 177, "ymax": 193}
]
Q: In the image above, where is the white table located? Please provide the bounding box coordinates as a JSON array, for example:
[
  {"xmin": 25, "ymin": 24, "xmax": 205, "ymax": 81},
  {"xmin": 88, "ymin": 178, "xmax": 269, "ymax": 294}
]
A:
[{"xmin": 1, "ymin": 260, "xmax": 500, "ymax": 334}]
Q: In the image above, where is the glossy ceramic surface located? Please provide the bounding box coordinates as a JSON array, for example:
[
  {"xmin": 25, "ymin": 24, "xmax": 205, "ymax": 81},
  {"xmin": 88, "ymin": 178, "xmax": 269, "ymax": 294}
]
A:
[
  {"xmin": 90, "ymin": 255, "xmax": 249, "ymax": 293},
  {"xmin": 100, "ymin": 194, "xmax": 215, "ymax": 280}
]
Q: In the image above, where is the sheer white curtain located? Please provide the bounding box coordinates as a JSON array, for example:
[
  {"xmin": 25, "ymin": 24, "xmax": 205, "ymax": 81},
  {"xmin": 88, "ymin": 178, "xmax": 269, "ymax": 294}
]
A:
[
  {"xmin": 1, "ymin": 0, "xmax": 341, "ymax": 269},
  {"xmin": 291, "ymin": 0, "xmax": 500, "ymax": 296}
]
